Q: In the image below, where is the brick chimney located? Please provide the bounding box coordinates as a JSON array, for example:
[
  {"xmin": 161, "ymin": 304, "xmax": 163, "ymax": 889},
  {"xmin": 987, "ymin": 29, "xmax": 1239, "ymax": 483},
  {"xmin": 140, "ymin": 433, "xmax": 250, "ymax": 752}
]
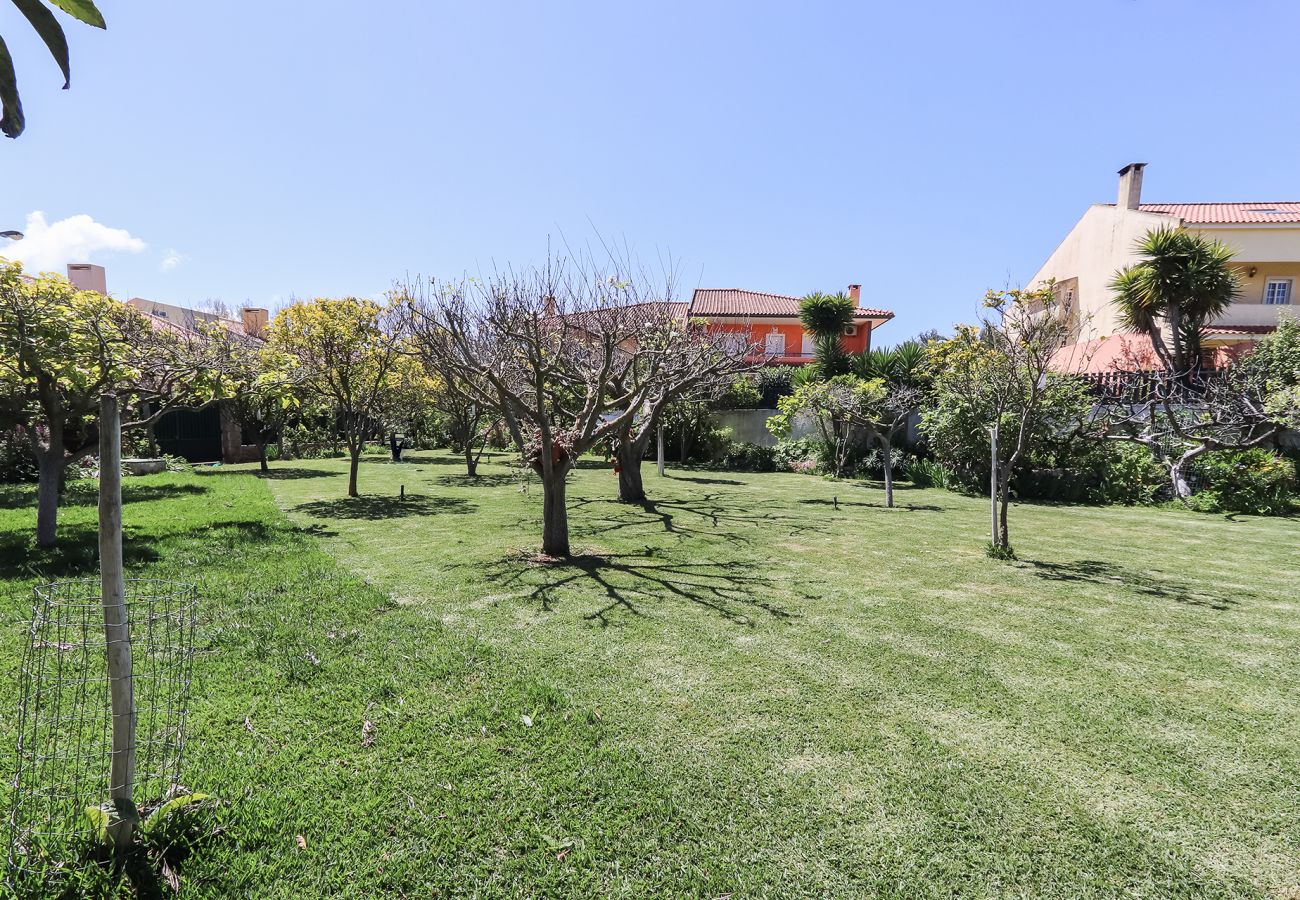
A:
[
  {"xmin": 67, "ymin": 263, "xmax": 107, "ymax": 295},
  {"xmin": 847, "ymin": 284, "xmax": 862, "ymax": 305},
  {"xmin": 240, "ymin": 307, "xmax": 269, "ymax": 337},
  {"xmin": 1117, "ymin": 162, "xmax": 1146, "ymax": 210}
]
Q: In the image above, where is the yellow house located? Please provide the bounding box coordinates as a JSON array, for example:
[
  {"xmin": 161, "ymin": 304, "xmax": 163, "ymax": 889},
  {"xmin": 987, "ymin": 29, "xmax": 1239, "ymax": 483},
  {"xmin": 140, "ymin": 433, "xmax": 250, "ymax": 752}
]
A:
[{"xmin": 1029, "ymin": 163, "xmax": 1300, "ymax": 371}]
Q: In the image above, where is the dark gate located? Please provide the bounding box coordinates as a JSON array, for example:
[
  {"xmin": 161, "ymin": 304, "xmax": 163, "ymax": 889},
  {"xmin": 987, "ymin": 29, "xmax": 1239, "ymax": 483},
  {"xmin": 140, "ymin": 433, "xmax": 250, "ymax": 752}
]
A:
[{"xmin": 154, "ymin": 406, "xmax": 222, "ymax": 462}]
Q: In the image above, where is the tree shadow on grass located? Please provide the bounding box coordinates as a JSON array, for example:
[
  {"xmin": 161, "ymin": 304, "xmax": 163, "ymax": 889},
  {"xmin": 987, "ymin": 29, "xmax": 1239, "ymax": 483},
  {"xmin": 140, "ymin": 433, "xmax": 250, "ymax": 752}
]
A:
[
  {"xmin": 798, "ymin": 498, "xmax": 944, "ymax": 512},
  {"xmin": 568, "ymin": 493, "xmax": 817, "ymax": 545},
  {"xmin": 0, "ymin": 482, "xmax": 211, "ymax": 511},
  {"xmin": 200, "ymin": 467, "xmax": 338, "ymax": 481},
  {"xmin": 0, "ymin": 524, "xmax": 162, "ymax": 582},
  {"xmin": 291, "ymin": 494, "xmax": 474, "ymax": 521},
  {"xmin": 486, "ymin": 550, "xmax": 802, "ymax": 627},
  {"xmin": 434, "ymin": 473, "xmax": 519, "ymax": 488},
  {"xmin": 669, "ymin": 474, "xmax": 746, "ymax": 486},
  {"xmin": 1025, "ymin": 558, "xmax": 1240, "ymax": 611}
]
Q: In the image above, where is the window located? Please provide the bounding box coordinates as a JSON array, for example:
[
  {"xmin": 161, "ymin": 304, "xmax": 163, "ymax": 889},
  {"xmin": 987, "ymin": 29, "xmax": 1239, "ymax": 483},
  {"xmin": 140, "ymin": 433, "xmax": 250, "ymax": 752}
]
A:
[
  {"xmin": 1265, "ymin": 278, "xmax": 1293, "ymax": 305},
  {"xmin": 764, "ymin": 332, "xmax": 786, "ymax": 356}
]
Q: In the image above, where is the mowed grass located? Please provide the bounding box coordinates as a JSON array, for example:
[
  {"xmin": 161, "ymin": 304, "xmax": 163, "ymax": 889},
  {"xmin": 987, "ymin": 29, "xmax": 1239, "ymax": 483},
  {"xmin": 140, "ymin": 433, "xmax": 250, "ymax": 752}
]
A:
[{"xmin": 2, "ymin": 452, "xmax": 1298, "ymax": 897}]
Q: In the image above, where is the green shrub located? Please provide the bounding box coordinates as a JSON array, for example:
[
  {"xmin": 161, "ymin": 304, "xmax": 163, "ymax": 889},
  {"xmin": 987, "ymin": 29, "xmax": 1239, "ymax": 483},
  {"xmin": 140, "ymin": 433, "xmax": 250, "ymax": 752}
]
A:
[
  {"xmin": 754, "ymin": 366, "xmax": 798, "ymax": 408},
  {"xmin": 773, "ymin": 436, "xmax": 826, "ymax": 474},
  {"xmin": 1, "ymin": 428, "xmax": 37, "ymax": 484},
  {"xmin": 905, "ymin": 458, "xmax": 955, "ymax": 489},
  {"xmin": 716, "ymin": 441, "xmax": 776, "ymax": 472},
  {"xmin": 1098, "ymin": 443, "xmax": 1166, "ymax": 505},
  {"xmin": 1189, "ymin": 449, "xmax": 1297, "ymax": 516},
  {"xmin": 717, "ymin": 376, "xmax": 763, "ymax": 409}
]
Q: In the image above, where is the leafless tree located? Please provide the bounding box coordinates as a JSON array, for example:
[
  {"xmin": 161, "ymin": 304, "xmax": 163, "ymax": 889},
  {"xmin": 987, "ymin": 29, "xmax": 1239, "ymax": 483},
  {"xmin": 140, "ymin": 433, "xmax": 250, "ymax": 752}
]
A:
[
  {"xmin": 404, "ymin": 259, "xmax": 724, "ymax": 556},
  {"xmin": 1091, "ymin": 361, "xmax": 1281, "ymax": 499}
]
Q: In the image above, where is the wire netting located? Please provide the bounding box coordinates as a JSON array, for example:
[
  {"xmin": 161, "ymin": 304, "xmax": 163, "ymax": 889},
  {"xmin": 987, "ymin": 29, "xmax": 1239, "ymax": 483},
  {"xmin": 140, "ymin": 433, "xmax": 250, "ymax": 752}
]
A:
[{"xmin": 6, "ymin": 579, "xmax": 197, "ymax": 886}]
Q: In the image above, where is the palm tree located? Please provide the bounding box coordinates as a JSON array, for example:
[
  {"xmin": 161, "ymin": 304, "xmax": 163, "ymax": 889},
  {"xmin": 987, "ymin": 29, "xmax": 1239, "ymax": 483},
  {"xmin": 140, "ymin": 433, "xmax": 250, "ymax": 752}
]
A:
[
  {"xmin": 853, "ymin": 340, "xmax": 927, "ymax": 386},
  {"xmin": 799, "ymin": 291, "xmax": 856, "ymax": 377},
  {"xmin": 1, "ymin": 0, "xmax": 106, "ymax": 138},
  {"xmin": 1109, "ymin": 227, "xmax": 1240, "ymax": 376}
]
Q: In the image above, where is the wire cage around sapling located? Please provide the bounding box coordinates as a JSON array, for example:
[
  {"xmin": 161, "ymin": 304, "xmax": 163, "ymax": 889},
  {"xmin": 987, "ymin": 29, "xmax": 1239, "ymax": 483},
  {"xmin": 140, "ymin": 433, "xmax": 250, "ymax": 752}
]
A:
[{"xmin": 6, "ymin": 578, "xmax": 198, "ymax": 891}]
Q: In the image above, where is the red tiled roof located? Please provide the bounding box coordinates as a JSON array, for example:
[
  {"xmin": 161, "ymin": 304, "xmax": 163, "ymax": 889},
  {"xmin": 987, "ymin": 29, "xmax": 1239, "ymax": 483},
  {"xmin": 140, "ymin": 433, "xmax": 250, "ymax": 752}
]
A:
[
  {"xmin": 689, "ymin": 288, "xmax": 893, "ymax": 320},
  {"xmin": 1138, "ymin": 202, "xmax": 1300, "ymax": 224},
  {"xmin": 1203, "ymin": 324, "xmax": 1277, "ymax": 335}
]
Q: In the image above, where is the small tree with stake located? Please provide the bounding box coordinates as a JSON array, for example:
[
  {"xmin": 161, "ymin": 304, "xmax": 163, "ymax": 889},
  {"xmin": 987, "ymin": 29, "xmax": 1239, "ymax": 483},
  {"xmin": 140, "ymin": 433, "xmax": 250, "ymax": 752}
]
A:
[
  {"xmin": 405, "ymin": 259, "xmax": 697, "ymax": 557},
  {"xmin": 924, "ymin": 285, "xmax": 1078, "ymax": 557}
]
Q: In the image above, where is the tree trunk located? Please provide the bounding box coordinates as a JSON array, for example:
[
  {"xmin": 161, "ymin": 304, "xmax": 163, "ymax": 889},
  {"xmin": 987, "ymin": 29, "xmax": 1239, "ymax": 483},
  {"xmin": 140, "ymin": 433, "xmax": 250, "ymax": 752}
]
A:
[
  {"xmin": 257, "ymin": 441, "xmax": 269, "ymax": 473},
  {"xmin": 881, "ymin": 439, "xmax": 894, "ymax": 508},
  {"xmin": 617, "ymin": 446, "xmax": 646, "ymax": 502},
  {"xmin": 997, "ymin": 471, "xmax": 1012, "ymax": 551},
  {"xmin": 1169, "ymin": 457, "xmax": 1193, "ymax": 500},
  {"xmin": 680, "ymin": 431, "xmax": 687, "ymax": 464},
  {"xmin": 541, "ymin": 470, "xmax": 570, "ymax": 557},
  {"xmin": 36, "ymin": 451, "xmax": 64, "ymax": 549},
  {"xmin": 348, "ymin": 449, "xmax": 361, "ymax": 497}
]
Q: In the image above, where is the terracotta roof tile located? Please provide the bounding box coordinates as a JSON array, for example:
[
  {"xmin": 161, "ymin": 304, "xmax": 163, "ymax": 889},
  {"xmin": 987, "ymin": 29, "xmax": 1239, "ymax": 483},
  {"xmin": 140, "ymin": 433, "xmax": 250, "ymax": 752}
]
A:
[
  {"xmin": 689, "ymin": 288, "xmax": 893, "ymax": 320},
  {"xmin": 1203, "ymin": 324, "xmax": 1277, "ymax": 335},
  {"xmin": 1138, "ymin": 202, "xmax": 1300, "ymax": 224}
]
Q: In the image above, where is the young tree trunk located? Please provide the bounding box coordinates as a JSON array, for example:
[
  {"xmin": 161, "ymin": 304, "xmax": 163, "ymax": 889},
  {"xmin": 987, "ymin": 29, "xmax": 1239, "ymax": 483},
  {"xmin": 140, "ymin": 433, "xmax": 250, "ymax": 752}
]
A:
[
  {"xmin": 464, "ymin": 445, "xmax": 479, "ymax": 477},
  {"xmin": 35, "ymin": 450, "xmax": 64, "ymax": 549},
  {"xmin": 348, "ymin": 449, "xmax": 361, "ymax": 497},
  {"xmin": 881, "ymin": 439, "xmax": 894, "ymax": 508},
  {"xmin": 257, "ymin": 441, "xmax": 269, "ymax": 473},
  {"xmin": 997, "ymin": 470, "xmax": 1012, "ymax": 551},
  {"xmin": 541, "ymin": 469, "xmax": 570, "ymax": 557}
]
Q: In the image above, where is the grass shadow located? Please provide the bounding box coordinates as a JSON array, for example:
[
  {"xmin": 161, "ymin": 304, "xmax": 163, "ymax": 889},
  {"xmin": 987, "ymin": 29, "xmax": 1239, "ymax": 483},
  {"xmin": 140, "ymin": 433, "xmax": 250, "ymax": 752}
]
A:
[
  {"xmin": 0, "ymin": 523, "xmax": 162, "ymax": 582},
  {"xmin": 0, "ymin": 482, "xmax": 211, "ymax": 511},
  {"xmin": 199, "ymin": 467, "xmax": 337, "ymax": 481},
  {"xmin": 1025, "ymin": 558, "xmax": 1240, "ymax": 611},
  {"xmin": 291, "ymin": 494, "xmax": 474, "ymax": 521},
  {"xmin": 669, "ymin": 475, "xmax": 746, "ymax": 486},
  {"xmin": 798, "ymin": 498, "xmax": 943, "ymax": 512},
  {"xmin": 434, "ymin": 473, "xmax": 519, "ymax": 488},
  {"xmin": 487, "ymin": 550, "xmax": 802, "ymax": 627},
  {"xmin": 569, "ymin": 493, "xmax": 817, "ymax": 545}
]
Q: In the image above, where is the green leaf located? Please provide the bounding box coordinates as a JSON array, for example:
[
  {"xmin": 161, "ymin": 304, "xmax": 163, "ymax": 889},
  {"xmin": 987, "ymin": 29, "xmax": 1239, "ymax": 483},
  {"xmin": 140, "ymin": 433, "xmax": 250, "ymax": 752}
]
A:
[
  {"xmin": 83, "ymin": 805, "xmax": 110, "ymax": 844},
  {"xmin": 0, "ymin": 35, "xmax": 25, "ymax": 138},
  {"xmin": 11, "ymin": 0, "xmax": 72, "ymax": 87},
  {"xmin": 46, "ymin": 0, "xmax": 106, "ymax": 28},
  {"xmin": 142, "ymin": 793, "xmax": 212, "ymax": 835}
]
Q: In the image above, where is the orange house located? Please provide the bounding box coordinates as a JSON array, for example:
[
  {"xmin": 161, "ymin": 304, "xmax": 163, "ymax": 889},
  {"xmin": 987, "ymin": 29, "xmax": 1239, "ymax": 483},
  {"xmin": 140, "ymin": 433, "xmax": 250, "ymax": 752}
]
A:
[{"xmin": 688, "ymin": 285, "xmax": 894, "ymax": 364}]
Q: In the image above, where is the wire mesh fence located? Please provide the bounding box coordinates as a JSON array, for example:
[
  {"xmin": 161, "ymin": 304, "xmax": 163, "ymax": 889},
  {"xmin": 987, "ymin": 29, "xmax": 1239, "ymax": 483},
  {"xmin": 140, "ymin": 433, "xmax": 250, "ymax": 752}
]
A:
[{"xmin": 6, "ymin": 579, "xmax": 197, "ymax": 888}]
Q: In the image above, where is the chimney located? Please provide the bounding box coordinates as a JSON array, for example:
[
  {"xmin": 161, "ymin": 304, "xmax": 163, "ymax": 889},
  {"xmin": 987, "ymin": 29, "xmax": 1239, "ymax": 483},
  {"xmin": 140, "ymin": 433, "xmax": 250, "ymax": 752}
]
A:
[
  {"xmin": 240, "ymin": 307, "xmax": 269, "ymax": 337},
  {"xmin": 847, "ymin": 284, "xmax": 862, "ymax": 305},
  {"xmin": 1117, "ymin": 162, "xmax": 1146, "ymax": 211},
  {"xmin": 67, "ymin": 263, "xmax": 107, "ymax": 295},
  {"xmin": 543, "ymin": 295, "xmax": 557, "ymax": 317}
]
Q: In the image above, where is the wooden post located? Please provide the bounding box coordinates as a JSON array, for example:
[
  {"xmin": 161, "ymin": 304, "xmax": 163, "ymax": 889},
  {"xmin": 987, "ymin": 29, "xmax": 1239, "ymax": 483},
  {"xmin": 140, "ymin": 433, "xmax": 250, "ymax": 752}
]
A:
[
  {"xmin": 99, "ymin": 394, "xmax": 136, "ymax": 848},
  {"xmin": 989, "ymin": 423, "xmax": 999, "ymax": 547},
  {"xmin": 656, "ymin": 424, "xmax": 666, "ymax": 477}
]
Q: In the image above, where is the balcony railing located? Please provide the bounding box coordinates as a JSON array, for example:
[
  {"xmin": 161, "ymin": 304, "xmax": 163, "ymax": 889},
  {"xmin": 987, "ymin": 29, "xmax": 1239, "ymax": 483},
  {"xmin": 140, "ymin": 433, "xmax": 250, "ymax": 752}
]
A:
[{"xmin": 1210, "ymin": 303, "xmax": 1293, "ymax": 328}]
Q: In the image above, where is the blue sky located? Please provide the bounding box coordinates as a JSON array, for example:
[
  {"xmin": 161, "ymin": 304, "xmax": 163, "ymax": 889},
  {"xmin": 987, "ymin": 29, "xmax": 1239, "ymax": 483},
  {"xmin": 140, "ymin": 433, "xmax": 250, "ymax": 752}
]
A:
[{"xmin": 3, "ymin": 0, "xmax": 1299, "ymax": 340}]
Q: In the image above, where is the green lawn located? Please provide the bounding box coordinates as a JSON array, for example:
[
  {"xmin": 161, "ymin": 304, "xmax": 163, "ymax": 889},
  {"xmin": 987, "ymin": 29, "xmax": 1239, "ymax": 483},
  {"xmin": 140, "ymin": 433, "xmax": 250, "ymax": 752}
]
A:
[{"xmin": 2, "ymin": 452, "xmax": 1298, "ymax": 897}]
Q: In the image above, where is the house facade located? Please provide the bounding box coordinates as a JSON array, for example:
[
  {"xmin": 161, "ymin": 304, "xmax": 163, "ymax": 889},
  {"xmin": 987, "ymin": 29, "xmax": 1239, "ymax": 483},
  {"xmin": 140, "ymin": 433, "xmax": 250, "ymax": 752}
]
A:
[
  {"xmin": 1028, "ymin": 163, "xmax": 1300, "ymax": 372},
  {"xmin": 688, "ymin": 284, "xmax": 893, "ymax": 364}
]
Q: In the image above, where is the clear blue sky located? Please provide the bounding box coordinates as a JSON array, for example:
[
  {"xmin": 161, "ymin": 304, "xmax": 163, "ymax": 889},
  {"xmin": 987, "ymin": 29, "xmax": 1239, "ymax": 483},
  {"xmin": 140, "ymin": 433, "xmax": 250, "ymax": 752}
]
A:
[{"xmin": 4, "ymin": 0, "xmax": 1299, "ymax": 340}]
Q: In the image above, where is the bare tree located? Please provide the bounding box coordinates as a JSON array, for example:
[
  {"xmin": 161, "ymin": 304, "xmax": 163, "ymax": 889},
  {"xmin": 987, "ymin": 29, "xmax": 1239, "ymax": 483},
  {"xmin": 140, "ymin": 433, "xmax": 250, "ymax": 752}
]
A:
[
  {"xmin": 1091, "ymin": 363, "xmax": 1281, "ymax": 499},
  {"xmin": 404, "ymin": 259, "xmax": 702, "ymax": 557},
  {"xmin": 604, "ymin": 313, "xmax": 753, "ymax": 502}
]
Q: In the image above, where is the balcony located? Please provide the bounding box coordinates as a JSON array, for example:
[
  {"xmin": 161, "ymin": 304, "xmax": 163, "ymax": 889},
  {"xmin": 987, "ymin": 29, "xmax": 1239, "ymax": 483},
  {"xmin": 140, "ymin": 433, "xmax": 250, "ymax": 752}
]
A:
[{"xmin": 1209, "ymin": 303, "xmax": 1294, "ymax": 329}]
